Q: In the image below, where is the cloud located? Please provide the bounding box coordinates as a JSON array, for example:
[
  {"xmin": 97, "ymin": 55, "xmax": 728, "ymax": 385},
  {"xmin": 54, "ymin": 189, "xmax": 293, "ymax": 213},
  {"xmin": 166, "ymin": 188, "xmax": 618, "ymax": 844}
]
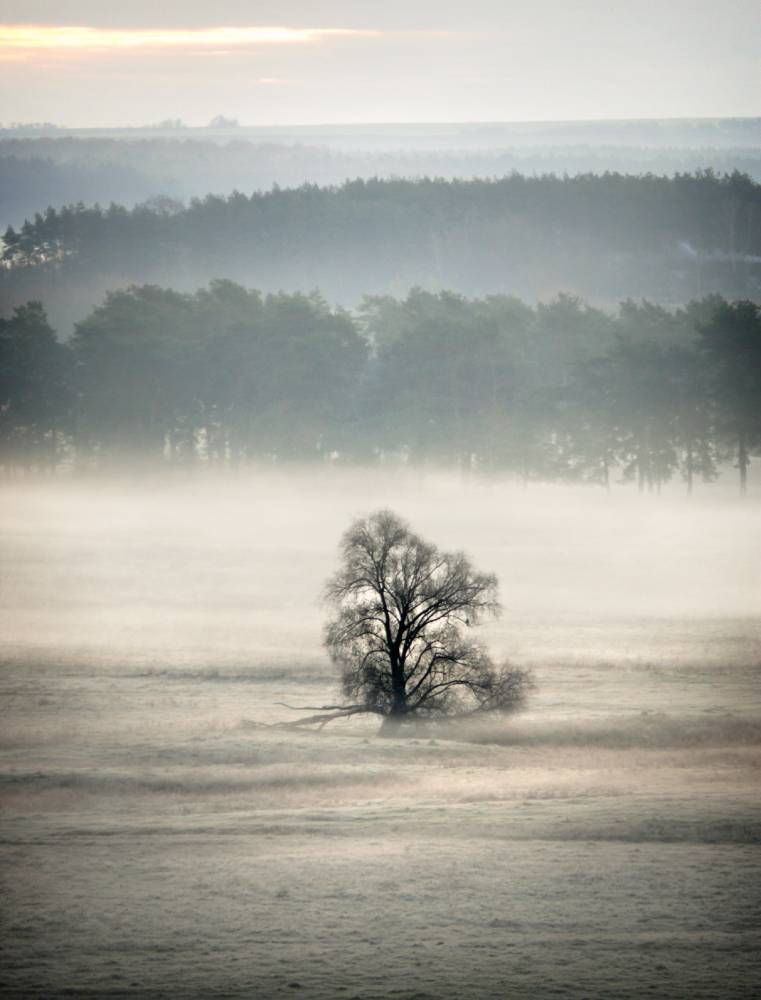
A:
[{"xmin": 0, "ymin": 24, "xmax": 380, "ymax": 53}]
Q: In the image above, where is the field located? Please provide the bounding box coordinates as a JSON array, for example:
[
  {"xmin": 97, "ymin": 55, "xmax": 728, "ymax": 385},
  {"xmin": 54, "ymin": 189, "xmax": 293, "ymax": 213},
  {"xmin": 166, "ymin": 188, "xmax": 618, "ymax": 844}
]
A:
[{"xmin": 1, "ymin": 470, "xmax": 760, "ymax": 998}]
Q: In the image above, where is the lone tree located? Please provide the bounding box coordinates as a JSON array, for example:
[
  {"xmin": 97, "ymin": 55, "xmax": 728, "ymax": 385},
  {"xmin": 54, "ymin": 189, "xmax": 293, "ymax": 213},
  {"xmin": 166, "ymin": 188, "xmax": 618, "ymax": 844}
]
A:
[{"xmin": 284, "ymin": 510, "xmax": 532, "ymax": 733}]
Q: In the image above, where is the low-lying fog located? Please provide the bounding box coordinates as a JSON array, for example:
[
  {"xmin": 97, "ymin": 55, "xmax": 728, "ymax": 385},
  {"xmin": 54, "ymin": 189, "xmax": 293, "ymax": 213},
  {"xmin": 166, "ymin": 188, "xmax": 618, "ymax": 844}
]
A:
[
  {"xmin": 3, "ymin": 468, "xmax": 759, "ymax": 660},
  {"xmin": 2, "ymin": 468, "xmax": 760, "ymax": 998}
]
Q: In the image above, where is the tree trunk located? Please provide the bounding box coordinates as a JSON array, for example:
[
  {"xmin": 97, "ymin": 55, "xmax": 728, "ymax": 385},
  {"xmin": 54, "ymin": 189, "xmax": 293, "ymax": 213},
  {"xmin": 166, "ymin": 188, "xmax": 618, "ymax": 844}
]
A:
[
  {"xmin": 729, "ymin": 198, "xmax": 738, "ymax": 277},
  {"xmin": 48, "ymin": 427, "xmax": 58, "ymax": 472},
  {"xmin": 685, "ymin": 444, "xmax": 694, "ymax": 496},
  {"xmin": 738, "ymin": 434, "xmax": 748, "ymax": 495},
  {"xmin": 379, "ymin": 712, "xmax": 406, "ymax": 737},
  {"xmin": 391, "ymin": 676, "xmax": 407, "ymax": 716}
]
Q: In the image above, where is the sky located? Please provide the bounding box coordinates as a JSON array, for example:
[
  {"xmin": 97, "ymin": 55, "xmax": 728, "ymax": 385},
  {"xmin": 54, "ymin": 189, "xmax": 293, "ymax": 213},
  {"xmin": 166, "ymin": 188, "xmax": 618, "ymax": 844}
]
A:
[{"xmin": 1, "ymin": 1, "xmax": 759, "ymax": 127}]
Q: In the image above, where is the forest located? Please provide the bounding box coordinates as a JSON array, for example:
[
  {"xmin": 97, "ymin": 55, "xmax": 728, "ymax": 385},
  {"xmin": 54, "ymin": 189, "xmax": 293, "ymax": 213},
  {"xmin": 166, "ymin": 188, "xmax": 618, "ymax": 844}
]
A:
[
  {"xmin": 4, "ymin": 135, "xmax": 761, "ymax": 231},
  {"xmin": 3, "ymin": 171, "xmax": 761, "ymax": 334},
  {"xmin": 2, "ymin": 283, "xmax": 759, "ymax": 492}
]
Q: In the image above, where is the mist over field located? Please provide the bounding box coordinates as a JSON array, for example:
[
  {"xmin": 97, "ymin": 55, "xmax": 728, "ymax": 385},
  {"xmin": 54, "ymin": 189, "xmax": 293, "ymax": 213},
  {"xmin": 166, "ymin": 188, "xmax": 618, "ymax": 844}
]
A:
[
  {"xmin": 3, "ymin": 470, "xmax": 760, "ymax": 659},
  {"xmin": 2, "ymin": 471, "xmax": 760, "ymax": 997}
]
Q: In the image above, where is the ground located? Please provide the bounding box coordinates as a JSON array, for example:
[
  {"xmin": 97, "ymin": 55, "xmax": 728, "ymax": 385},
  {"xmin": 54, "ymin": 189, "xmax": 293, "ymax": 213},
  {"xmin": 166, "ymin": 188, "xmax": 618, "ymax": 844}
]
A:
[{"xmin": 1, "ymin": 471, "xmax": 759, "ymax": 998}]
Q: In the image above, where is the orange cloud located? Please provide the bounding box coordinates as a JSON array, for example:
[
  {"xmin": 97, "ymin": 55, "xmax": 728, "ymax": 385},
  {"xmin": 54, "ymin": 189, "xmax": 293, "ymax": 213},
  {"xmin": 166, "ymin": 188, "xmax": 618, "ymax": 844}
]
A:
[{"xmin": 0, "ymin": 24, "xmax": 379, "ymax": 52}]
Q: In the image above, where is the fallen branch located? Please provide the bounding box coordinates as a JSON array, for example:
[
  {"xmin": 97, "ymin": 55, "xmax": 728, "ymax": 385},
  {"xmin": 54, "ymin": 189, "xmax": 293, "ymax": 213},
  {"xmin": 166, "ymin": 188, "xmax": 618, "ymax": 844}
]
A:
[{"xmin": 273, "ymin": 702, "xmax": 379, "ymax": 730}]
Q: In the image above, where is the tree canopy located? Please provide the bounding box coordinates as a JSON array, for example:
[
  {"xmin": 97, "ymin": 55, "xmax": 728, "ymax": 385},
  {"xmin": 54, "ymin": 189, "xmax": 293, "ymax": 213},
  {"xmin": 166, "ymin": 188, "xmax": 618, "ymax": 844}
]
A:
[
  {"xmin": 1, "ymin": 284, "xmax": 758, "ymax": 492},
  {"xmin": 3, "ymin": 171, "xmax": 760, "ymax": 334},
  {"xmin": 0, "ymin": 301, "xmax": 69, "ymax": 469},
  {"xmin": 288, "ymin": 510, "xmax": 534, "ymax": 733}
]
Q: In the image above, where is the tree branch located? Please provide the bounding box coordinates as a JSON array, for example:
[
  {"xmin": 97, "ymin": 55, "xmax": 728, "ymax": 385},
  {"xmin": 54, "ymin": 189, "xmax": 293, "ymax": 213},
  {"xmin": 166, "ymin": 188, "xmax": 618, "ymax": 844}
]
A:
[{"xmin": 274, "ymin": 702, "xmax": 383, "ymax": 730}]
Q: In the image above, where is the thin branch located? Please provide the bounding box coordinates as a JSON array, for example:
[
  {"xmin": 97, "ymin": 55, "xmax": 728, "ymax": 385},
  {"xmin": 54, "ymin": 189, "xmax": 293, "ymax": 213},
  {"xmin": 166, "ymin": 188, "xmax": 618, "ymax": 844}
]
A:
[
  {"xmin": 274, "ymin": 702, "xmax": 383, "ymax": 730},
  {"xmin": 275, "ymin": 701, "xmax": 359, "ymax": 711}
]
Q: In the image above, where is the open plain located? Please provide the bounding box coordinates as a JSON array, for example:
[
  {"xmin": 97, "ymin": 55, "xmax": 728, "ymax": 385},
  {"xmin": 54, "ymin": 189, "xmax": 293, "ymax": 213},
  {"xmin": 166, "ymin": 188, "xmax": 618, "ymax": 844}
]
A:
[{"xmin": 1, "ymin": 470, "xmax": 760, "ymax": 998}]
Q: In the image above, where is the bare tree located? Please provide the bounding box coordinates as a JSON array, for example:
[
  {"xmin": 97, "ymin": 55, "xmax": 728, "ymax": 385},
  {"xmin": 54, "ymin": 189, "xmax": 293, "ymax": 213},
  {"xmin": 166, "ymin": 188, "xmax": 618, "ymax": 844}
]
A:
[{"xmin": 283, "ymin": 510, "xmax": 532, "ymax": 734}]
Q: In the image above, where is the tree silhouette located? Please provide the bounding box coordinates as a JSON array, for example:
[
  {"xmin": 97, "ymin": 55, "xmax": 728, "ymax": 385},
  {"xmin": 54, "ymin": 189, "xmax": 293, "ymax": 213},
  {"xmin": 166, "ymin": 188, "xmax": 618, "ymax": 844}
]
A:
[
  {"xmin": 698, "ymin": 299, "xmax": 761, "ymax": 493},
  {"xmin": 0, "ymin": 301, "xmax": 69, "ymax": 471},
  {"xmin": 282, "ymin": 511, "xmax": 532, "ymax": 734},
  {"xmin": 70, "ymin": 285, "xmax": 194, "ymax": 463},
  {"xmin": 66, "ymin": 282, "xmax": 367, "ymax": 466}
]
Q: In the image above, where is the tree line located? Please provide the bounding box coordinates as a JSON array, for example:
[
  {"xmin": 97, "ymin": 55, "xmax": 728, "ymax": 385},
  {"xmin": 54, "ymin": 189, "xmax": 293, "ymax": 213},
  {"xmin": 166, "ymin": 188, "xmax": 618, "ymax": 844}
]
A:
[
  {"xmin": 1, "ymin": 282, "xmax": 759, "ymax": 492},
  {"xmin": 4, "ymin": 138, "xmax": 761, "ymax": 231},
  {"xmin": 3, "ymin": 172, "xmax": 761, "ymax": 334}
]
